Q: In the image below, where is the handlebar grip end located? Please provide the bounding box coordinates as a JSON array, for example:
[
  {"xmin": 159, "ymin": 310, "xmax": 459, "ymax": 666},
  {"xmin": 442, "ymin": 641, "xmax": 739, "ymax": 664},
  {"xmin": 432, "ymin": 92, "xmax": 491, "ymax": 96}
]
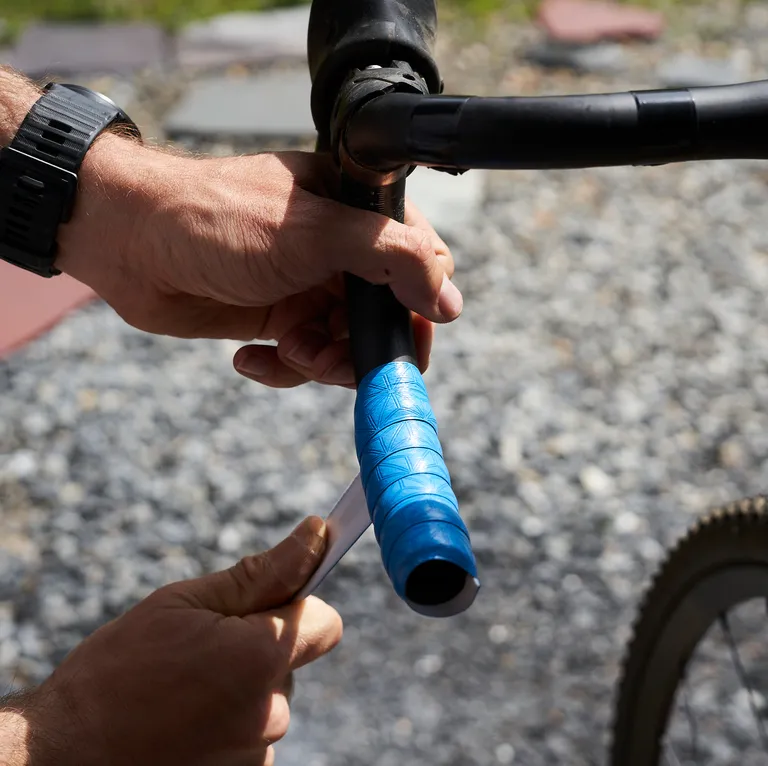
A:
[{"xmin": 355, "ymin": 360, "xmax": 480, "ymax": 617}]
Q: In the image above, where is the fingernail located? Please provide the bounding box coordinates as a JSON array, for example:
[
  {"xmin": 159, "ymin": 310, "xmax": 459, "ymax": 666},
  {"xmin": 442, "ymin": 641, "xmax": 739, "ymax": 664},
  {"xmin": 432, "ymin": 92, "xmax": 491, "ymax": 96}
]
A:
[
  {"xmin": 293, "ymin": 516, "xmax": 327, "ymax": 557},
  {"xmin": 235, "ymin": 354, "xmax": 270, "ymax": 378},
  {"xmin": 284, "ymin": 331, "xmax": 328, "ymax": 368},
  {"xmin": 438, "ymin": 274, "xmax": 463, "ymax": 321}
]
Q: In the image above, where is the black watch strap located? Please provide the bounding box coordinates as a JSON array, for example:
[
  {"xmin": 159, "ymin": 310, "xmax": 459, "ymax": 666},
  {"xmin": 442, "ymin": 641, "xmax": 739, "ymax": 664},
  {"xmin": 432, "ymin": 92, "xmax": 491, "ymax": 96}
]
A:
[{"xmin": 0, "ymin": 83, "xmax": 139, "ymax": 278}]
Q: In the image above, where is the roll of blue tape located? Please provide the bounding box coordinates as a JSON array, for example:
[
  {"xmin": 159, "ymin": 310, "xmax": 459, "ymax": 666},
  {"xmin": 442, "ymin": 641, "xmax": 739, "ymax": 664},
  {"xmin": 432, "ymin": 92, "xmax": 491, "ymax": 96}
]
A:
[{"xmin": 354, "ymin": 361, "xmax": 479, "ymax": 617}]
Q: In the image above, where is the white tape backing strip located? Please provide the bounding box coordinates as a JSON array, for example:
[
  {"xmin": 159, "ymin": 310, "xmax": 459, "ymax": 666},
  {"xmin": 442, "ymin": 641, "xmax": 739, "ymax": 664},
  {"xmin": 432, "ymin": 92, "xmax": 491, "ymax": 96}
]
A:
[{"xmin": 293, "ymin": 473, "xmax": 371, "ymax": 601}]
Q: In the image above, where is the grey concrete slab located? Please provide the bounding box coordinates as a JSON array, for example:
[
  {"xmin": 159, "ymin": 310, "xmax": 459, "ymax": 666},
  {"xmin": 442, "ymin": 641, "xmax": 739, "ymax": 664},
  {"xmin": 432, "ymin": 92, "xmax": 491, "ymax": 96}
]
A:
[
  {"xmin": 405, "ymin": 167, "xmax": 487, "ymax": 242},
  {"xmin": 164, "ymin": 70, "xmax": 315, "ymax": 140},
  {"xmin": 177, "ymin": 6, "xmax": 310, "ymax": 70},
  {"xmin": 523, "ymin": 41, "xmax": 628, "ymax": 74},
  {"xmin": 12, "ymin": 23, "xmax": 169, "ymax": 77},
  {"xmin": 657, "ymin": 53, "xmax": 748, "ymax": 87}
]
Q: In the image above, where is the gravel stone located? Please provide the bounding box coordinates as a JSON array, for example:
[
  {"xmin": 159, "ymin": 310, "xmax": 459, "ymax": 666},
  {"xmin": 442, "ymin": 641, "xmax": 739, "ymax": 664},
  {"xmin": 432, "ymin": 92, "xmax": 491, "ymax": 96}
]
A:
[
  {"xmin": 414, "ymin": 654, "xmax": 444, "ymax": 677},
  {"xmin": 217, "ymin": 524, "xmax": 243, "ymax": 553},
  {"xmin": 579, "ymin": 465, "xmax": 615, "ymax": 497}
]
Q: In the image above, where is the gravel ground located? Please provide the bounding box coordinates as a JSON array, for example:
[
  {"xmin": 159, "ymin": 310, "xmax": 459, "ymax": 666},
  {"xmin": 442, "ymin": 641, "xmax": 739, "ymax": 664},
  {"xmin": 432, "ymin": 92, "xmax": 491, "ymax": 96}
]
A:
[{"xmin": 6, "ymin": 4, "xmax": 768, "ymax": 765}]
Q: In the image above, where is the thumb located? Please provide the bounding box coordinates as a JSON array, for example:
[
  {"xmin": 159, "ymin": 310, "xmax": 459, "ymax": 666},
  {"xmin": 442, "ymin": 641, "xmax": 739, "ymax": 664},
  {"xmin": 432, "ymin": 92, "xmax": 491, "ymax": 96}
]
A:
[{"xmin": 174, "ymin": 516, "xmax": 328, "ymax": 616}]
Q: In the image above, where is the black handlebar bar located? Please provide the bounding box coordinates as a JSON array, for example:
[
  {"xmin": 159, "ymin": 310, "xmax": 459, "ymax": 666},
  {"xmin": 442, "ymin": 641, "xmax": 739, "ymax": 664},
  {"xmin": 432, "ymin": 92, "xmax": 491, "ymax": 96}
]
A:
[{"xmin": 342, "ymin": 80, "xmax": 768, "ymax": 171}]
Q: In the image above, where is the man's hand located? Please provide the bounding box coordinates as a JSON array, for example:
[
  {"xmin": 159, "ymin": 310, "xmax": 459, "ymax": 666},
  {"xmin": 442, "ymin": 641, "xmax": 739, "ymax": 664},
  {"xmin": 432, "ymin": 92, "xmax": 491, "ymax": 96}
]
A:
[
  {"xmin": 56, "ymin": 136, "xmax": 461, "ymax": 388},
  {"xmin": 0, "ymin": 517, "xmax": 341, "ymax": 766}
]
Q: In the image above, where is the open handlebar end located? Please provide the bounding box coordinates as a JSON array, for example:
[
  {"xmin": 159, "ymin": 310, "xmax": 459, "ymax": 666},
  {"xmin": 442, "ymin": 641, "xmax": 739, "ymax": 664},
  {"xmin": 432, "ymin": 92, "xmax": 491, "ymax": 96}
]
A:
[{"xmin": 355, "ymin": 360, "xmax": 480, "ymax": 618}]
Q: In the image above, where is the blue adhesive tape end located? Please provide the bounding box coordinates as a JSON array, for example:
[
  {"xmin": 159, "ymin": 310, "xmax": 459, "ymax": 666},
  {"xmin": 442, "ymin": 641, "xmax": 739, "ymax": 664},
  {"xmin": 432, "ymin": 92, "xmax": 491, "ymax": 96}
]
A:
[{"xmin": 354, "ymin": 361, "xmax": 480, "ymax": 618}]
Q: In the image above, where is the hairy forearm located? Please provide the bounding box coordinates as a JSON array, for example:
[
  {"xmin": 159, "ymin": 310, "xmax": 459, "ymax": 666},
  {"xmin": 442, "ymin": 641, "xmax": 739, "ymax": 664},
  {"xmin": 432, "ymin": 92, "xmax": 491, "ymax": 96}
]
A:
[
  {"xmin": 0, "ymin": 67, "xmax": 41, "ymax": 146},
  {"xmin": 0, "ymin": 709, "xmax": 30, "ymax": 766},
  {"xmin": 0, "ymin": 689, "xmax": 80, "ymax": 766},
  {"xmin": 0, "ymin": 689, "xmax": 43, "ymax": 766}
]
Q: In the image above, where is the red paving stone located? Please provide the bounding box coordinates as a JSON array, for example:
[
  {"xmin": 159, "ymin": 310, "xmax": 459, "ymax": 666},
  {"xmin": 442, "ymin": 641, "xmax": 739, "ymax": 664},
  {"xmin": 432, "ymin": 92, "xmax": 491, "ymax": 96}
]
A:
[
  {"xmin": 538, "ymin": 0, "xmax": 665, "ymax": 43},
  {"xmin": 0, "ymin": 261, "xmax": 96, "ymax": 359}
]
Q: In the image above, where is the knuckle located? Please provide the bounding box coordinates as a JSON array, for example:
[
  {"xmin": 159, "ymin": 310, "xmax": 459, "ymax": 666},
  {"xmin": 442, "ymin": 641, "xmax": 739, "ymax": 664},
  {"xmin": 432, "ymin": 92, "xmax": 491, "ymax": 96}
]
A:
[
  {"xmin": 260, "ymin": 548, "xmax": 293, "ymax": 591},
  {"xmin": 146, "ymin": 582, "xmax": 184, "ymax": 605},
  {"xmin": 402, "ymin": 227, "xmax": 434, "ymax": 266},
  {"xmin": 259, "ymin": 550, "xmax": 287, "ymax": 590},
  {"xmin": 234, "ymin": 551, "xmax": 293, "ymax": 599},
  {"xmin": 229, "ymin": 554, "xmax": 268, "ymax": 600}
]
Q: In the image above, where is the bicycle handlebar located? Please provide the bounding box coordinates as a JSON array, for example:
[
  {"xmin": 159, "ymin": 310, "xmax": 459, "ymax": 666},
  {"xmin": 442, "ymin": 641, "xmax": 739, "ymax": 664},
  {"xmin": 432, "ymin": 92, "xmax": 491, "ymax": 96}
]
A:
[
  {"xmin": 324, "ymin": 63, "xmax": 768, "ymax": 618},
  {"xmin": 341, "ymin": 173, "xmax": 479, "ymax": 618},
  {"xmin": 343, "ymin": 80, "xmax": 768, "ymax": 171}
]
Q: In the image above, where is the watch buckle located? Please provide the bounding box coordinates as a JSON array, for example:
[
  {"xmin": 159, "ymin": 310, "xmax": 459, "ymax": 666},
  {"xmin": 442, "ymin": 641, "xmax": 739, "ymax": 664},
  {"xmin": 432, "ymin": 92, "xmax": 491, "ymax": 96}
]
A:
[{"xmin": 0, "ymin": 147, "xmax": 78, "ymax": 277}]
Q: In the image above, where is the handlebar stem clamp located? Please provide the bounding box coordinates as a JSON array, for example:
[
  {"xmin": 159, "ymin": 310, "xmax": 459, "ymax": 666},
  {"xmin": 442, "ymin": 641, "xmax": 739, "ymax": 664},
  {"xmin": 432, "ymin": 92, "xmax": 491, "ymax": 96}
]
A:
[{"xmin": 331, "ymin": 62, "xmax": 430, "ymax": 181}]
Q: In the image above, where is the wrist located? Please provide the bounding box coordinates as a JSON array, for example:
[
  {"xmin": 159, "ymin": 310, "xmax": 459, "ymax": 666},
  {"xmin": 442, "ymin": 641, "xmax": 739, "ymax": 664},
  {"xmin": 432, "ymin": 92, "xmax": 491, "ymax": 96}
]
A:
[
  {"xmin": 55, "ymin": 134, "xmax": 178, "ymax": 295},
  {"xmin": 0, "ymin": 69, "xmax": 161, "ymax": 291},
  {"xmin": 0, "ymin": 709, "xmax": 28, "ymax": 766}
]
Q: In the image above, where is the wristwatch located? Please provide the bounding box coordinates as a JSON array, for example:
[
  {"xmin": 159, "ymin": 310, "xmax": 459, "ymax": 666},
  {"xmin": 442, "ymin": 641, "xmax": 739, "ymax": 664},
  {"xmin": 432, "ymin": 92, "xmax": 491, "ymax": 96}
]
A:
[{"xmin": 0, "ymin": 82, "xmax": 141, "ymax": 278}]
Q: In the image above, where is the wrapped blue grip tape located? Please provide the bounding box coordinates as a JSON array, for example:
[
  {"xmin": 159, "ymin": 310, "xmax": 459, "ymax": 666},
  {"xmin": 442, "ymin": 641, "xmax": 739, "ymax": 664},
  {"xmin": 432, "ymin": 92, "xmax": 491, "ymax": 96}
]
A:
[{"xmin": 355, "ymin": 361, "xmax": 480, "ymax": 617}]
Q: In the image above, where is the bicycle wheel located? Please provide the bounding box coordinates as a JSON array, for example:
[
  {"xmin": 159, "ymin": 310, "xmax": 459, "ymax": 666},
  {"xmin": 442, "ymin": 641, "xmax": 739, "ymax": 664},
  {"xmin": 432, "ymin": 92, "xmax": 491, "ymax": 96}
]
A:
[{"xmin": 611, "ymin": 495, "xmax": 768, "ymax": 766}]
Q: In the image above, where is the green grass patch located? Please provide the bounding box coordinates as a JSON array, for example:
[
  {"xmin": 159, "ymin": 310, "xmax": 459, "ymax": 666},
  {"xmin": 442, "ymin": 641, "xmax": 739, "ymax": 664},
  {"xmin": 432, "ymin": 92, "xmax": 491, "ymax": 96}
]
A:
[
  {"xmin": 0, "ymin": 0, "xmax": 307, "ymax": 31},
  {"xmin": 0, "ymin": 0, "xmax": 545, "ymax": 27},
  {"xmin": 0, "ymin": 0, "xmax": 543, "ymax": 43},
  {"xmin": 0, "ymin": 0, "xmax": 714, "ymax": 36}
]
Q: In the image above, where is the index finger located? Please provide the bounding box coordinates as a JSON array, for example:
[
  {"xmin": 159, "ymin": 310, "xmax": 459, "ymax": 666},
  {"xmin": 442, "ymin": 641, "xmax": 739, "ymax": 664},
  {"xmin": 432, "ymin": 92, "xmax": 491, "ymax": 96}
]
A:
[
  {"xmin": 245, "ymin": 595, "xmax": 344, "ymax": 674},
  {"xmin": 297, "ymin": 194, "xmax": 463, "ymax": 324}
]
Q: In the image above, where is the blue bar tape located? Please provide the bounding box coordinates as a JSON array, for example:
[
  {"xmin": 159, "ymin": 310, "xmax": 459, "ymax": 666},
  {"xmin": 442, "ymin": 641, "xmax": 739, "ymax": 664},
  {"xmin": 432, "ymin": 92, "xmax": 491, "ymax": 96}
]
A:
[{"xmin": 354, "ymin": 361, "xmax": 479, "ymax": 610}]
